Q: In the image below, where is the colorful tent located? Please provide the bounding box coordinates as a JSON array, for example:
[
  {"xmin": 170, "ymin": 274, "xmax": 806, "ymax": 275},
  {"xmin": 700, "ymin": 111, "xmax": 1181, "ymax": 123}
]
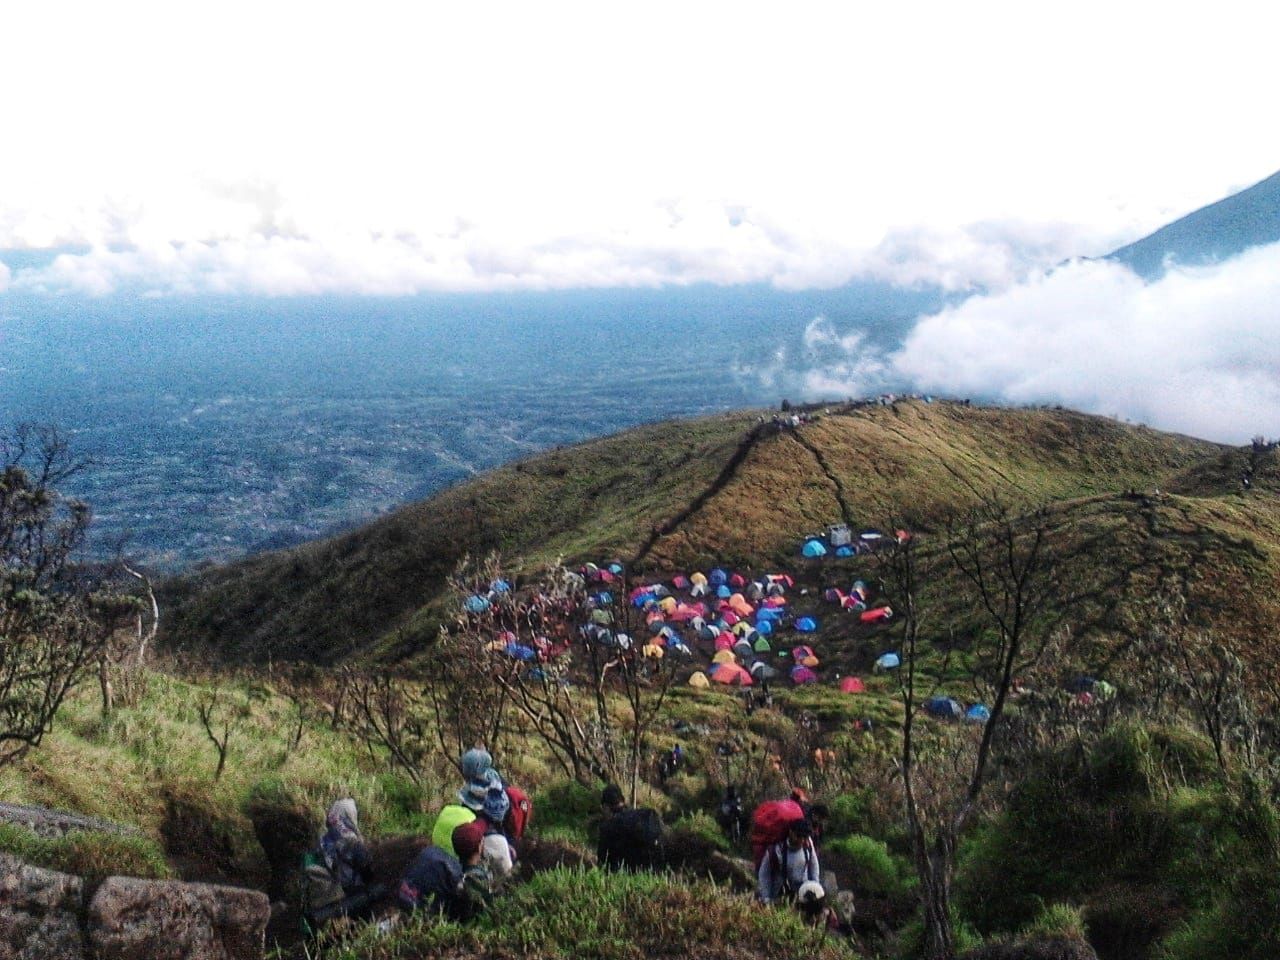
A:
[
  {"xmin": 755, "ymin": 619, "xmax": 773, "ymax": 636},
  {"xmin": 709, "ymin": 568, "xmax": 729, "ymax": 587},
  {"xmin": 714, "ymin": 634, "xmax": 735, "ymax": 652},
  {"xmin": 753, "ymin": 636, "xmax": 772, "ymax": 653},
  {"xmin": 860, "ymin": 606, "xmax": 893, "ymax": 624},
  {"xmin": 642, "ymin": 643, "xmax": 665, "ymax": 659},
  {"xmin": 671, "ymin": 574, "xmax": 690, "ymax": 590},
  {"xmin": 801, "ymin": 539, "xmax": 828, "ymax": 558},
  {"xmin": 711, "ymin": 663, "xmax": 753, "ymax": 686},
  {"xmin": 690, "ymin": 572, "xmax": 708, "ymax": 587},
  {"xmin": 924, "ymin": 697, "xmax": 963, "ymax": 720},
  {"xmin": 505, "ymin": 643, "xmax": 537, "ymax": 661},
  {"xmin": 965, "ymin": 704, "xmax": 990, "ymax": 723},
  {"xmin": 729, "ymin": 573, "xmax": 747, "ymax": 588},
  {"xmin": 839, "ymin": 676, "xmax": 866, "ymax": 694},
  {"xmin": 659, "ymin": 596, "xmax": 677, "ymax": 614},
  {"xmin": 608, "ymin": 562, "xmax": 624, "ymax": 575},
  {"xmin": 792, "ymin": 644, "xmax": 816, "ymax": 661},
  {"xmin": 688, "ymin": 671, "xmax": 710, "ymax": 689},
  {"xmin": 728, "ymin": 593, "xmax": 754, "ymax": 617},
  {"xmin": 835, "ymin": 546, "xmax": 854, "ymax": 557},
  {"xmin": 790, "ymin": 665, "xmax": 819, "ymax": 685},
  {"xmin": 750, "ymin": 660, "xmax": 778, "ymax": 681},
  {"xmin": 795, "ymin": 616, "xmax": 818, "ymax": 633},
  {"xmin": 490, "ymin": 579, "xmax": 511, "ymax": 593},
  {"xmin": 464, "ymin": 595, "xmax": 491, "ymax": 614},
  {"xmin": 874, "ymin": 652, "xmax": 901, "ymax": 671}
]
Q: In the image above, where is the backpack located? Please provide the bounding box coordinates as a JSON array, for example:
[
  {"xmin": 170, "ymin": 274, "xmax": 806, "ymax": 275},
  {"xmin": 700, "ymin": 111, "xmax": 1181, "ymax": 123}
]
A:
[
  {"xmin": 749, "ymin": 799, "xmax": 805, "ymax": 870},
  {"xmin": 505, "ymin": 785, "xmax": 532, "ymax": 840},
  {"xmin": 599, "ymin": 807, "xmax": 663, "ymax": 870}
]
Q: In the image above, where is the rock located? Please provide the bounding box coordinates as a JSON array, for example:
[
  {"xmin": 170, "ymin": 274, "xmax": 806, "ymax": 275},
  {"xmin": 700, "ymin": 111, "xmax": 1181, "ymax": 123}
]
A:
[
  {"xmin": 88, "ymin": 876, "xmax": 269, "ymax": 960},
  {"xmin": 0, "ymin": 853, "xmax": 85, "ymax": 960}
]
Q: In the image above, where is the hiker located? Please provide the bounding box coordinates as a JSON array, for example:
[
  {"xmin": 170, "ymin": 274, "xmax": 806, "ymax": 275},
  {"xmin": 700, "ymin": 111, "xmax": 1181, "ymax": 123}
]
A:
[
  {"xmin": 757, "ymin": 818, "xmax": 820, "ymax": 904},
  {"xmin": 657, "ymin": 744, "xmax": 683, "ymax": 784},
  {"xmin": 302, "ymin": 798, "xmax": 382, "ymax": 929},
  {"xmin": 479, "ymin": 782, "xmax": 516, "ymax": 879},
  {"xmin": 597, "ymin": 783, "xmax": 664, "ymax": 871},
  {"xmin": 397, "ymin": 820, "xmax": 493, "ymax": 922},
  {"xmin": 432, "ymin": 767, "xmax": 499, "ymax": 856},
  {"xmin": 716, "ymin": 785, "xmax": 747, "ymax": 843}
]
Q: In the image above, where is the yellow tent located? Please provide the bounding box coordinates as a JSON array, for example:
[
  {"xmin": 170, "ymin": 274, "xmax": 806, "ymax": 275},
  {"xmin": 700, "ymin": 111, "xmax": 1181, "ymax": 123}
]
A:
[
  {"xmin": 659, "ymin": 596, "xmax": 678, "ymax": 614},
  {"xmin": 690, "ymin": 572, "xmax": 708, "ymax": 586},
  {"xmin": 688, "ymin": 671, "xmax": 710, "ymax": 689},
  {"xmin": 712, "ymin": 649, "xmax": 737, "ymax": 665},
  {"xmin": 642, "ymin": 643, "xmax": 665, "ymax": 659}
]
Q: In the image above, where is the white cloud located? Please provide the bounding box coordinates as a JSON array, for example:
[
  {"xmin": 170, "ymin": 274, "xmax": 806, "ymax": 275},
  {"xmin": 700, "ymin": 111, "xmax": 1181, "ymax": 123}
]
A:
[
  {"xmin": 768, "ymin": 247, "xmax": 1280, "ymax": 444},
  {"xmin": 1, "ymin": 1, "xmax": 1278, "ymax": 296}
]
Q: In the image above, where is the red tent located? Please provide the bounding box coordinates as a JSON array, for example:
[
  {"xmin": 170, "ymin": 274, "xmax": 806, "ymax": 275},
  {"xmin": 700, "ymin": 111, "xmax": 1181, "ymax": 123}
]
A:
[
  {"xmin": 860, "ymin": 606, "xmax": 893, "ymax": 624},
  {"xmin": 839, "ymin": 676, "xmax": 866, "ymax": 694},
  {"xmin": 710, "ymin": 663, "xmax": 754, "ymax": 686}
]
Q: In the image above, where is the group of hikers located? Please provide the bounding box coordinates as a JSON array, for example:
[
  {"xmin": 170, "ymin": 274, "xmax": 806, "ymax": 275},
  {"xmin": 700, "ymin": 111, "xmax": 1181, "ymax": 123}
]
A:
[
  {"xmin": 303, "ymin": 746, "xmax": 531, "ymax": 930},
  {"xmin": 303, "ymin": 746, "xmax": 847, "ymax": 936}
]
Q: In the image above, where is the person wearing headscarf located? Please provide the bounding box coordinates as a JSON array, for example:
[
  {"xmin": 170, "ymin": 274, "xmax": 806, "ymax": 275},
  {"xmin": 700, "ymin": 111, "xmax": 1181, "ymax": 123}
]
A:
[{"xmin": 303, "ymin": 798, "xmax": 379, "ymax": 929}]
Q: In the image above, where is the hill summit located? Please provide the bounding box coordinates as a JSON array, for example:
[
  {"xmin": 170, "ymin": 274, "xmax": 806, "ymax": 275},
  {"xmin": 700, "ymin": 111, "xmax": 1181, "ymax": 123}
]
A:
[{"xmin": 164, "ymin": 400, "xmax": 1279, "ymax": 666}]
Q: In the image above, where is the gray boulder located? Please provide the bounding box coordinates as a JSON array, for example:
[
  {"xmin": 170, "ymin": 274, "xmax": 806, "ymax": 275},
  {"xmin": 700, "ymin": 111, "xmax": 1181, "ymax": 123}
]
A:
[
  {"xmin": 0, "ymin": 853, "xmax": 86, "ymax": 960},
  {"xmin": 88, "ymin": 876, "xmax": 269, "ymax": 960}
]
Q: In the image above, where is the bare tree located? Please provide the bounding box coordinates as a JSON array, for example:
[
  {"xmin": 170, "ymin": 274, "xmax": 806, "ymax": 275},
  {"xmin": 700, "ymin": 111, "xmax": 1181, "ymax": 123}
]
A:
[
  {"xmin": 0, "ymin": 424, "xmax": 111, "ymax": 762},
  {"xmin": 441, "ymin": 554, "xmax": 678, "ymax": 802},
  {"xmin": 875, "ymin": 497, "xmax": 1062, "ymax": 960},
  {"xmin": 197, "ymin": 688, "xmax": 244, "ymax": 781}
]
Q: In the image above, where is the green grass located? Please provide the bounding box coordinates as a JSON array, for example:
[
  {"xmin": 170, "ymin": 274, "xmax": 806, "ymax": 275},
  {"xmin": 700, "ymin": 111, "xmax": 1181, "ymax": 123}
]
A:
[
  {"xmin": 299, "ymin": 866, "xmax": 858, "ymax": 960},
  {"xmin": 0, "ymin": 821, "xmax": 170, "ymax": 881}
]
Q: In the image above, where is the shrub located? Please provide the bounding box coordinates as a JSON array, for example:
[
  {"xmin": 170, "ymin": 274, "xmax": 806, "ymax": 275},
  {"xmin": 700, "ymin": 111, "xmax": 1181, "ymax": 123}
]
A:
[
  {"xmin": 826, "ymin": 834, "xmax": 913, "ymax": 898},
  {"xmin": 534, "ymin": 779, "xmax": 601, "ymax": 839}
]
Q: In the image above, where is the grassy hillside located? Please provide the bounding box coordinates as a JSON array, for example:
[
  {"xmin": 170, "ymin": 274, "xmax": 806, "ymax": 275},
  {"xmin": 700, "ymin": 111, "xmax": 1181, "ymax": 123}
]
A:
[{"xmin": 164, "ymin": 401, "xmax": 1244, "ymax": 665}]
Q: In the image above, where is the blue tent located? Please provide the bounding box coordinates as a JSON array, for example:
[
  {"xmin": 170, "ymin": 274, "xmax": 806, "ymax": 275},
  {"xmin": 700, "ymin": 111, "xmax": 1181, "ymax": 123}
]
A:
[
  {"xmin": 505, "ymin": 643, "xmax": 537, "ymax": 662},
  {"xmin": 709, "ymin": 568, "xmax": 729, "ymax": 586},
  {"xmin": 632, "ymin": 592, "xmax": 657, "ymax": 608},
  {"xmin": 835, "ymin": 545, "xmax": 854, "ymax": 557},
  {"xmin": 608, "ymin": 563, "xmax": 624, "ymax": 575},
  {"xmin": 755, "ymin": 619, "xmax": 773, "ymax": 635},
  {"xmin": 490, "ymin": 579, "xmax": 511, "ymax": 593},
  {"xmin": 924, "ymin": 696, "xmax": 963, "ymax": 720},
  {"xmin": 716, "ymin": 584, "xmax": 732, "ymax": 598},
  {"xmin": 594, "ymin": 592, "xmax": 612, "ymax": 605},
  {"xmin": 464, "ymin": 595, "xmax": 491, "ymax": 614},
  {"xmin": 802, "ymin": 539, "xmax": 828, "ymax": 558},
  {"xmin": 874, "ymin": 652, "xmax": 901, "ymax": 671},
  {"xmin": 966, "ymin": 704, "xmax": 991, "ymax": 724},
  {"xmin": 756, "ymin": 607, "xmax": 784, "ymax": 622},
  {"xmin": 795, "ymin": 616, "xmax": 818, "ymax": 633}
]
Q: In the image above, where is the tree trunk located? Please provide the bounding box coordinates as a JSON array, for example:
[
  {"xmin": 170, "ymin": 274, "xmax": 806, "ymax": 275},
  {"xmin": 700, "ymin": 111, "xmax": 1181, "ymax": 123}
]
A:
[
  {"xmin": 98, "ymin": 659, "xmax": 114, "ymax": 717},
  {"xmin": 921, "ymin": 832, "xmax": 956, "ymax": 960}
]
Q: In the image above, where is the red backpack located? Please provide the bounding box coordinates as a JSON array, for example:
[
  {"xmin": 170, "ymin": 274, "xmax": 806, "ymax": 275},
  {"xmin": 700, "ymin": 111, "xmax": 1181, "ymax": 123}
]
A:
[
  {"xmin": 505, "ymin": 785, "xmax": 532, "ymax": 840},
  {"xmin": 749, "ymin": 799, "xmax": 806, "ymax": 870}
]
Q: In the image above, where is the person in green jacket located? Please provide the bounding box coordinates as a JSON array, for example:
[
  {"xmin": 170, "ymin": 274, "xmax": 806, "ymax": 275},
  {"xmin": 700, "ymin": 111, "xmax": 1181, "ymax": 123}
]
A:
[{"xmin": 431, "ymin": 767, "xmax": 498, "ymax": 855}]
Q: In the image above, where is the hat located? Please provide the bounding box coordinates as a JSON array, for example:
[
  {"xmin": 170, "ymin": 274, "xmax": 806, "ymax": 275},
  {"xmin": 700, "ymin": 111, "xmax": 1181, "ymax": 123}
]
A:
[
  {"xmin": 483, "ymin": 784, "xmax": 511, "ymax": 824},
  {"xmin": 601, "ymin": 784, "xmax": 625, "ymax": 808},
  {"xmin": 458, "ymin": 767, "xmax": 502, "ymax": 811},
  {"xmin": 452, "ymin": 819, "xmax": 486, "ymax": 862},
  {"xmin": 797, "ymin": 880, "xmax": 825, "ymax": 905},
  {"xmin": 460, "ymin": 748, "xmax": 493, "ymax": 781}
]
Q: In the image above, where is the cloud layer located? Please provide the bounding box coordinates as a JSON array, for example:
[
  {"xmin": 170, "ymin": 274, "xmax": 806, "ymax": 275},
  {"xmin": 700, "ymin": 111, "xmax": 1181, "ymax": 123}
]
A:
[{"xmin": 769, "ymin": 246, "xmax": 1280, "ymax": 444}]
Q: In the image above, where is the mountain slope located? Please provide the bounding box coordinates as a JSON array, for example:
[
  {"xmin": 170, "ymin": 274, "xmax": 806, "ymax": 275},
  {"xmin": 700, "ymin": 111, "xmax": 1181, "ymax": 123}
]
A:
[
  {"xmin": 164, "ymin": 401, "xmax": 1261, "ymax": 665},
  {"xmin": 1107, "ymin": 168, "xmax": 1280, "ymax": 278}
]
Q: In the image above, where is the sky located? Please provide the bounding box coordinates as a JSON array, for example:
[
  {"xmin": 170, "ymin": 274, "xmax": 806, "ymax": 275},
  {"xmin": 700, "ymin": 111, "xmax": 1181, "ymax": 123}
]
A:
[{"xmin": 3, "ymin": 0, "xmax": 1279, "ymax": 296}]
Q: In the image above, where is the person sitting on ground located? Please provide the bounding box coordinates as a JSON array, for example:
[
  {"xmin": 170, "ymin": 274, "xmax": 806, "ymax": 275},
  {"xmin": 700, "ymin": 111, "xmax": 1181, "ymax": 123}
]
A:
[
  {"xmin": 597, "ymin": 783, "xmax": 664, "ymax": 872},
  {"xmin": 479, "ymin": 782, "xmax": 516, "ymax": 880},
  {"xmin": 757, "ymin": 818, "xmax": 820, "ymax": 904},
  {"xmin": 657, "ymin": 744, "xmax": 683, "ymax": 785},
  {"xmin": 397, "ymin": 820, "xmax": 493, "ymax": 922},
  {"xmin": 302, "ymin": 798, "xmax": 382, "ymax": 929},
  {"xmin": 431, "ymin": 768, "xmax": 499, "ymax": 856}
]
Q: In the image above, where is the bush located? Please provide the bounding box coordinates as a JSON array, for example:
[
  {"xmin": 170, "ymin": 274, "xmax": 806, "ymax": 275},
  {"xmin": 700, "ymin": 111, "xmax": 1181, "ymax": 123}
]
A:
[
  {"xmin": 1021, "ymin": 903, "xmax": 1087, "ymax": 941},
  {"xmin": 0, "ymin": 823, "xmax": 170, "ymax": 881},
  {"xmin": 825, "ymin": 789, "xmax": 875, "ymax": 839},
  {"xmin": 533, "ymin": 779, "xmax": 601, "ymax": 839},
  {"xmin": 668, "ymin": 810, "xmax": 731, "ymax": 852},
  {"xmin": 826, "ymin": 834, "xmax": 913, "ymax": 898}
]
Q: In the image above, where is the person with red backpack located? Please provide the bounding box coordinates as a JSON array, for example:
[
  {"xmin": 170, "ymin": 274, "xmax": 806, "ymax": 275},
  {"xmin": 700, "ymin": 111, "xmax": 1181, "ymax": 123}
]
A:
[{"xmin": 757, "ymin": 817, "xmax": 820, "ymax": 904}]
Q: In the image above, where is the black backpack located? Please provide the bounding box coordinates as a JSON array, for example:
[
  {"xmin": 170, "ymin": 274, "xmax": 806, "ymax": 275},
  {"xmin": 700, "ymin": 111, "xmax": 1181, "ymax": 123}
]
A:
[{"xmin": 599, "ymin": 807, "xmax": 663, "ymax": 870}]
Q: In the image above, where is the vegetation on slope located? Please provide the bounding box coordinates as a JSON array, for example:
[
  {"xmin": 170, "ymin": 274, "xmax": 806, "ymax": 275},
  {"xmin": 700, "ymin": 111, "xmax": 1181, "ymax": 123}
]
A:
[{"xmin": 164, "ymin": 402, "xmax": 1232, "ymax": 665}]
